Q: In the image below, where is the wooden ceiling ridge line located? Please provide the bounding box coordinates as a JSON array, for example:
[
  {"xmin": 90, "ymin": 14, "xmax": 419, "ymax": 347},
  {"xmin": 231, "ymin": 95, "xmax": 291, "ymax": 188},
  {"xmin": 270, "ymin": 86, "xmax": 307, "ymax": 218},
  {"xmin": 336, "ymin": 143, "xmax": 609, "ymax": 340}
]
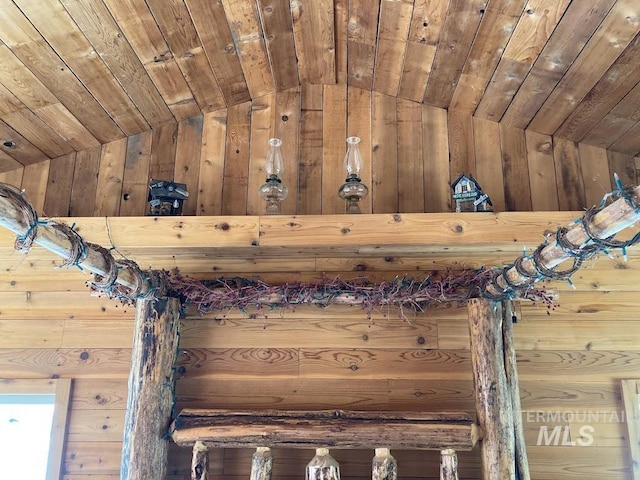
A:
[{"xmin": 1, "ymin": 180, "xmax": 639, "ymax": 307}]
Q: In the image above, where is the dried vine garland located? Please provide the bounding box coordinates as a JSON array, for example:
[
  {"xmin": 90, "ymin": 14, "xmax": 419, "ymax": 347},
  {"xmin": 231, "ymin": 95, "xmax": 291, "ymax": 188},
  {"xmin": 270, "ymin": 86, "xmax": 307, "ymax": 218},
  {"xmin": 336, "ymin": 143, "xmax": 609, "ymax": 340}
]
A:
[{"xmin": 159, "ymin": 269, "xmax": 555, "ymax": 317}]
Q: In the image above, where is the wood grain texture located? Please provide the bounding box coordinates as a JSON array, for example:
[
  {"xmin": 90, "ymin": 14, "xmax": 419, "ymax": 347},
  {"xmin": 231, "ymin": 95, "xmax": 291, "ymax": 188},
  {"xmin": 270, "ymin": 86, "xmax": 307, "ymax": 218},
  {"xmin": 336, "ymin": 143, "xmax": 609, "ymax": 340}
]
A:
[
  {"xmin": 44, "ymin": 152, "xmax": 76, "ymax": 216},
  {"xmin": 500, "ymin": 123, "xmax": 532, "ymax": 211},
  {"xmin": 526, "ymin": 130, "xmax": 559, "ymax": 211},
  {"xmin": 70, "ymin": 147, "xmax": 101, "ymax": 217},
  {"xmin": 501, "ymin": 0, "xmax": 617, "ymax": 128},
  {"xmin": 371, "ymin": 92, "xmax": 398, "ymax": 213},
  {"xmin": 553, "ymin": 137, "xmax": 586, "ymax": 211},
  {"xmin": 174, "ymin": 116, "xmax": 204, "ymax": 216},
  {"xmin": 222, "ymin": 101, "xmax": 252, "ymax": 215}
]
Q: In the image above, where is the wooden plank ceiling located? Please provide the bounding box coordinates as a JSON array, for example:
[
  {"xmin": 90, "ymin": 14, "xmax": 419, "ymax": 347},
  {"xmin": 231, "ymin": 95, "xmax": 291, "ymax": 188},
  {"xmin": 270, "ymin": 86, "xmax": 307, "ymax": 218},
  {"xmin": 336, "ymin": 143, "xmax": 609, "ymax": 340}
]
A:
[{"xmin": 0, "ymin": 0, "xmax": 639, "ymax": 172}]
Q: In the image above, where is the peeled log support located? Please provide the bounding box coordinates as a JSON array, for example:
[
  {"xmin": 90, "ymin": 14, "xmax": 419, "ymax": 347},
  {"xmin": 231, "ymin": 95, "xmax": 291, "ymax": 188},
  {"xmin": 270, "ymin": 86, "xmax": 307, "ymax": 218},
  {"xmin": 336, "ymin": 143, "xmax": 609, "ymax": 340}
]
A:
[
  {"xmin": 191, "ymin": 441, "xmax": 209, "ymax": 480},
  {"xmin": 468, "ymin": 299, "xmax": 515, "ymax": 480},
  {"xmin": 121, "ymin": 297, "xmax": 181, "ymax": 480},
  {"xmin": 502, "ymin": 302, "xmax": 530, "ymax": 480},
  {"xmin": 439, "ymin": 449, "xmax": 458, "ymax": 480},
  {"xmin": 250, "ymin": 447, "xmax": 273, "ymax": 480}
]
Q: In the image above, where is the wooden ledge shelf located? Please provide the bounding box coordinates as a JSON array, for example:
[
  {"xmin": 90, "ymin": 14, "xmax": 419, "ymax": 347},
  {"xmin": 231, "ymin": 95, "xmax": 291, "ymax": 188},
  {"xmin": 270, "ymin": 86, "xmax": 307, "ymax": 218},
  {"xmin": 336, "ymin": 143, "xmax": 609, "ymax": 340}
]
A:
[{"xmin": 170, "ymin": 409, "xmax": 481, "ymax": 451}]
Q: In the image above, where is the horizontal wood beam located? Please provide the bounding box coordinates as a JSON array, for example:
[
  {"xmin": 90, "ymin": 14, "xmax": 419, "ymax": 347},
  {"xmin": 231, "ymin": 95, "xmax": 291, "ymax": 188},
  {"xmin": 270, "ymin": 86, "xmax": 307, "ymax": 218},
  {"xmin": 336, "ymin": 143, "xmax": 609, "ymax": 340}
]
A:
[{"xmin": 170, "ymin": 409, "xmax": 480, "ymax": 451}]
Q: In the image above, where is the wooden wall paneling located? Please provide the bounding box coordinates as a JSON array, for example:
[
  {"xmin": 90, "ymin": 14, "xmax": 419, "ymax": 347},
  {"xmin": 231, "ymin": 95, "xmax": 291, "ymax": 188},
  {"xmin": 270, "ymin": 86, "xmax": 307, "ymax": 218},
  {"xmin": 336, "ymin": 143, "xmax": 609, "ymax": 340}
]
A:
[
  {"xmin": 274, "ymin": 87, "xmax": 301, "ymax": 215},
  {"xmin": 67, "ymin": 408, "xmax": 125, "ymax": 442},
  {"xmin": 397, "ymin": 98, "xmax": 423, "ymax": 212},
  {"xmin": 447, "ymin": 110, "xmax": 476, "ymax": 183},
  {"xmin": 499, "ymin": 124, "xmax": 531, "ymax": 211},
  {"xmin": 0, "ymin": 44, "xmax": 100, "ymax": 152},
  {"xmin": 94, "ymin": 138, "xmax": 127, "ymax": 217},
  {"xmin": 525, "ymin": 130, "xmax": 559, "ymax": 211},
  {"xmin": 21, "ymin": 161, "xmax": 50, "ymax": 214},
  {"xmin": 0, "ymin": 165, "xmax": 23, "ymax": 186},
  {"xmin": 398, "ymin": 41, "xmax": 434, "ymax": 103},
  {"xmin": 0, "ymin": 65, "xmax": 36, "ymax": 116},
  {"xmin": 120, "ymin": 132, "xmax": 152, "ymax": 217},
  {"xmin": 501, "ymin": 0, "xmax": 617, "ymax": 128},
  {"xmin": 296, "ymin": 84, "xmax": 323, "ymax": 215},
  {"xmin": 473, "ymin": 117, "xmax": 505, "ymax": 212},
  {"xmin": 584, "ymin": 84, "xmax": 640, "ymax": 150},
  {"xmin": 69, "ymin": 147, "xmax": 101, "ymax": 217},
  {"xmin": 371, "ymin": 92, "xmax": 398, "ymax": 213},
  {"xmin": 346, "ymin": 87, "xmax": 373, "ymax": 214},
  {"xmin": 2, "ymin": 109, "xmax": 73, "ymax": 159},
  {"xmin": 184, "ymin": 0, "xmax": 251, "ymax": 106},
  {"xmin": 33, "ymin": 103, "xmax": 101, "ymax": 152},
  {"xmin": 475, "ymin": 0, "xmax": 571, "ymax": 121},
  {"xmin": 257, "ymin": 0, "xmax": 299, "ymax": 91},
  {"xmin": 0, "ymin": 119, "xmax": 48, "ymax": 165},
  {"xmin": 145, "ymin": 0, "xmax": 225, "ymax": 112},
  {"xmin": 528, "ymin": 0, "xmax": 640, "ymax": 135},
  {"xmin": 174, "ymin": 116, "xmax": 204, "ymax": 216},
  {"xmin": 0, "ymin": 43, "xmax": 59, "ymax": 114},
  {"xmin": 0, "ymin": 150, "xmax": 22, "ymax": 173},
  {"xmin": 13, "ymin": 0, "xmax": 150, "ymax": 135},
  {"xmin": 555, "ymin": 32, "xmax": 640, "ymax": 142},
  {"xmin": 372, "ymin": 0, "xmax": 413, "ymax": 97},
  {"xmin": 221, "ymin": 0, "xmax": 275, "ymax": 99},
  {"xmin": 449, "ymin": 0, "xmax": 526, "ymax": 113},
  {"xmin": 553, "ymin": 137, "xmax": 586, "ymax": 211},
  {"xmin": 0, "ymin": 8, "xmax": 125, "ymax": 143},
  {"xmin": 607, "ymin": 150, "xmax": 637, "ymax": 188},
  {"xmin": 44, "ymin": 152, "xmax": 76, "ymax": 216},
  {"xmin": 59, "ymin": 0, "xmax": 175, "ymax": 128},
  {"xmin": 222, "ymin": 101, "xmax": 252, "ymax": 215},
  {"xmin": 334, "ymin": 0, "xmax": 347, "ymax": 85},
  {"xmin": 578, "ymin": 143, "xmax": 611, "ymax": 208},
  {"xmin": 290, "ymin": 0, "xmax": 336, "ymax": 85},
  {"xmin": 346, "ymin": 0, "xmax": 381, "ymax": 91},
  {"xmin": 398, "ymin": 0, "xmax": 448, "ymax": 103},
  {"xmin": 149, "ymin": 122, "xmax": 178, "ymax": 182},
  {"xmin": 422, "ymin": 105, "xmax": 450, "ymax": 212},
  {"xmin": 102, "ymin": 0, "xmax": 200, "ymax": 121},
  {"xmin": 321, "ymin": 84, "xmax": 347, "ymax": 214},
  {"xmin": 423, "ymin": 0, "xmax": 485, "ymax": 108},
  {"xmin": 197, "ymin": 109, "xmax": 228, "ymax": 216},
  {"xmin": 247, "ymin": 93, "xmax": 276, "ymax": 215},
  {"xmin": 609, "ymin": 120, "xmax": 640, "ymax": 157},
  {"xmin": 298, "ymin": 85, "xmax": 323, "ymax": 215}
]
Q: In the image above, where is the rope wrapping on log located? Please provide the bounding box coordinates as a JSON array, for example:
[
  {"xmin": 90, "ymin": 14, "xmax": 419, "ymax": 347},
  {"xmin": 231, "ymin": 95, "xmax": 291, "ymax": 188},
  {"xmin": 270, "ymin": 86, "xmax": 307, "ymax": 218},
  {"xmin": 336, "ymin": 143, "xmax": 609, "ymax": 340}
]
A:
[
  {"xmin": 481, "ymin": 179, "xmax": 640, "ymax": 301},
  {"xmin": 1, "ymin": 180, "xmax": 640, "ymax": 310}
]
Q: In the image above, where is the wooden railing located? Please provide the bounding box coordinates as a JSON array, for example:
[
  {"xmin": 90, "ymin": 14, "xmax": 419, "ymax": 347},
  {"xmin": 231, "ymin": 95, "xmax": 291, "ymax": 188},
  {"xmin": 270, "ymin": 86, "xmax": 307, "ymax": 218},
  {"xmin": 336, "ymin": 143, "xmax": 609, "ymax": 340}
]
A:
[{"xmin": 170, "ymin": 409, "xmax": 479, "ymax": 479}]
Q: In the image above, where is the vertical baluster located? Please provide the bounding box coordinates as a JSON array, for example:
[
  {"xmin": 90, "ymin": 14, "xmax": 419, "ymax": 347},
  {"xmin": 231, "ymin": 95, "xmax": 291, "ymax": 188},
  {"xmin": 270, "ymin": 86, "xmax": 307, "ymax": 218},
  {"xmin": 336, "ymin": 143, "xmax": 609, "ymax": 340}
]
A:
[
  {"xmin": 250, "ymin": 447, "xmax": 273, "ymax": 480},
  {"xmin": 305, "ymin": 448, "xmax": 340, "ymax": 480},
  {"xmin": 440, "ymin": 449, "xmax": 458, "ymax": 480},
  {"xmin": 191, "ymin": 441, "xmax": 209, "ymax": 480},
  {"xmin": 372, "ymin": 448, "xmax": 397, "ymax": 480}
]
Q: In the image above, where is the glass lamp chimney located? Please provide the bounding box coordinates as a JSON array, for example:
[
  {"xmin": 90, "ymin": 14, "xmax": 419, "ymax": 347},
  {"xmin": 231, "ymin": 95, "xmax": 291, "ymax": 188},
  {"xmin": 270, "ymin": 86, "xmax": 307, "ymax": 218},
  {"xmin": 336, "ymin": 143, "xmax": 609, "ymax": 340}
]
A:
[
  {"xmin": 259, "ymin": 138, "xmax": 288, "ymax": 214},
  {"xmin": 338, "ymin": 136, "xmax": 368, "ymax": 214}
]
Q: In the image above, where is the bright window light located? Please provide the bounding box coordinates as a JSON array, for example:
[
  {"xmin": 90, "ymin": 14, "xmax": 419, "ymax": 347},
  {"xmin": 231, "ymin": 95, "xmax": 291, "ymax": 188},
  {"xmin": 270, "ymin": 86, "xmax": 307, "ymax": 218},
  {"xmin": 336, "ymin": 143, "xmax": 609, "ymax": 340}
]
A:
[{"xmin": 0, "ymin": 394, "xmax": 56, "ymax": 480}]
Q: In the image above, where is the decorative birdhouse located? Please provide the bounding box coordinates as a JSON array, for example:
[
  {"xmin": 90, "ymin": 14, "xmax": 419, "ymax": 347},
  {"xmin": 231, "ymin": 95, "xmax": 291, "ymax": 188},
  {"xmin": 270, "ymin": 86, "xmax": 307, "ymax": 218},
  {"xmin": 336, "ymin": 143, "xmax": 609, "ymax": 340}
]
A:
[
  {"xmin": 148, "ymin": 180, "xmax": 189, "ymax": 216},
  {"xmin": 451, "ymin": 174, "xmax": 493, "ymax": 213}
]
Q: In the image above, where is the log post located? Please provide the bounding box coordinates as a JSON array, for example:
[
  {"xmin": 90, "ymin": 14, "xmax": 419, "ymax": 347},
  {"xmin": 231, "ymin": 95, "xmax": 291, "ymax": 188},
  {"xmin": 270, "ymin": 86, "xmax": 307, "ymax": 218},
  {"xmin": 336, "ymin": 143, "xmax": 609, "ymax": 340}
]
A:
[
  {"xmin": 120, "ymin": 297, "xmax": 181, "ymax": 480},
  {"xmin": 468, "ymin": 298, "xmax": 515, "ymax": 480},
  {"xmin": 502, "ymin": 302, "xmax": 530, "ymax": 480},
  {"xmin": 191, "ymin": 441, "xmax": 209, "ymax": 480},
  {"xmin": 372, "ymin": 448, "xmax": 397, "ymax": 480},
  {"xmin": 439, "ymin": 449, "xmax": 458, "ymax": 480},
  {"xmin": 250, "ymin": 447, "xmax": 273, "ymax": 480}
]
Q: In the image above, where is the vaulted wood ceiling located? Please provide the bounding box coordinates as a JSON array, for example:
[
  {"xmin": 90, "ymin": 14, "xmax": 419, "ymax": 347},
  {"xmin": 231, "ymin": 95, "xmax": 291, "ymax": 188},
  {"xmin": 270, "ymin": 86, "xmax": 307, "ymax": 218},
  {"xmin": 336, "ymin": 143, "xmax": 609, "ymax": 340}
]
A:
[{"xmin": 0, "ymin": 0, "xmax": 638, "ymax": 172}]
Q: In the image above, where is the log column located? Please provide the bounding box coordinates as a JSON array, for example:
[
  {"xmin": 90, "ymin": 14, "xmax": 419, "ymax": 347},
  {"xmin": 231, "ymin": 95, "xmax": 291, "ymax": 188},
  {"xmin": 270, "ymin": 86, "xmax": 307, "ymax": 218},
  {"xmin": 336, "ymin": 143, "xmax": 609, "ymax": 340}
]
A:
[
  {"xmin": 468, "ymin": 298, "xmax": 515, "ymax": 480},
  {"xmin": 439, "ymin": 449, "xmax": 458, "ymax": 480},
  {"xmin": 120, "ymin": 297, "xmax": 181, "ymax": 480}
]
